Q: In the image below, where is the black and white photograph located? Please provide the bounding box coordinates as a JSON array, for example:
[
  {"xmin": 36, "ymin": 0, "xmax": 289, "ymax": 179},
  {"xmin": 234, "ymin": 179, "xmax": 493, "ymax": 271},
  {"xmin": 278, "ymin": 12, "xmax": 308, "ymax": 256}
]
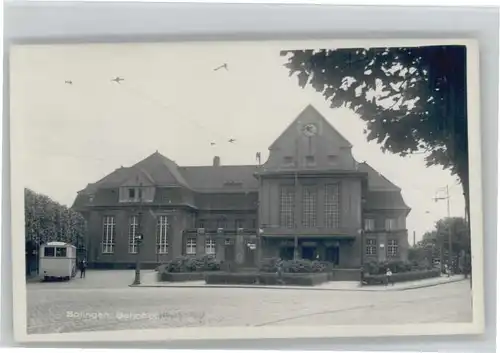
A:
[{"xmin": 10, "ymin": 39, "xmax": 483, "ymax": 342}]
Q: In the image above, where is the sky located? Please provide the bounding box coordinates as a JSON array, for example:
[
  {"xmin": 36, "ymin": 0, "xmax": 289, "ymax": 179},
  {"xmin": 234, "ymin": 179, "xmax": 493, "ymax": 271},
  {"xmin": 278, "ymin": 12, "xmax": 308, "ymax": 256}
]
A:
[{"xmin": 10, "ymin": 41, "xmax": 466, "ymax": 242}]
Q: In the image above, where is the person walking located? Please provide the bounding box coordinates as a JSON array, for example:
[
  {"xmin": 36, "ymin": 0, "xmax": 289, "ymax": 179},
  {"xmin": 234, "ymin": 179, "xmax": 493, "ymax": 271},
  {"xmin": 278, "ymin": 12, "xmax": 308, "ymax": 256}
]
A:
[
  {"xmin": 79, "ymin": 259, "xmax": 87, "ymax": 278},
  {"xmin": 276, "ymin": 258, "xmax": 284, "ymax": 285},
  {"xmin": 385, "ymin": 267, "xmax": 393, "ymax": 286}
]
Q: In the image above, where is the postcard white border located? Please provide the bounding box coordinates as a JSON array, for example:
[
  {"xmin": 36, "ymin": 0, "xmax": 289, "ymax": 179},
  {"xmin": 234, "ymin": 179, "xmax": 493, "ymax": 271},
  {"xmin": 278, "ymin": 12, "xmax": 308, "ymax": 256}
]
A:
[{"xmin": 10, "ymin": 37, "xmax": 484, "ymax": 342}]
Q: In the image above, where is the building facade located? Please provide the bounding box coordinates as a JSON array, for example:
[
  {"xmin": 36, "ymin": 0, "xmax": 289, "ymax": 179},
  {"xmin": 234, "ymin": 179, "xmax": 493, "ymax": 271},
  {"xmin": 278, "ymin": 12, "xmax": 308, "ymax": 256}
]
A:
[{"xmin": 72, "ymin": 105, "xmax": 411, "ymax": 269}]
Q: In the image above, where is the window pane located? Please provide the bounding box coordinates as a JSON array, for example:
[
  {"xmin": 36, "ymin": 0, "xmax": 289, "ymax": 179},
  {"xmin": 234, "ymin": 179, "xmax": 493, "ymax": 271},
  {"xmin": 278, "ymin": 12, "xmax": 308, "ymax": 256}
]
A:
[
  {"xmin": 325, "ymin": 184, "xmax": 340, "ymax": 228},
  {"xmin": 302, "ymin": 186, "xmax": 317, "ymax": 227},
  {"xmin": 55, "ymin": 247, "xmax": 67, "ymax": 257},
  {"xmin": 279, "ymin": 186, "xmax": 295, "ymax": 228},
  {"xmin": 156, "ymin": 216, "xmax": 169, "ymax": 254},
  {"xmin": 44, "ymin": 247, "xmax": 55, "ymax": 257}
]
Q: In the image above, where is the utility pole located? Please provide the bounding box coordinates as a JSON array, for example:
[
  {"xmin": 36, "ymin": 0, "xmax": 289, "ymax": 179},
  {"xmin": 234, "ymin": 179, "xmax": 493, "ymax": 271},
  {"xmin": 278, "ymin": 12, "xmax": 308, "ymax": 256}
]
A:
[
  {"xmin": 433, "ymin": 185, "xmax": 452, "ymax": 271},
  {"xmin": 413, "ymin": 231, "xmax": 416, "ymax": 247},
  {"xmin": 132, "ymin": 183, "xmax": 144, "ymax": 286}
]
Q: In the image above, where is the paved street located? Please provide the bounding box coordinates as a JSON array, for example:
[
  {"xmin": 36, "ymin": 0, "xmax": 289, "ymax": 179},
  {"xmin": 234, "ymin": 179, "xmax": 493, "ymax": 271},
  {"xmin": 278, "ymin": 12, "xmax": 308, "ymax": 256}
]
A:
[{"xmin": 26, "ymin": 270, "xmax": 473, "ymax": 334}]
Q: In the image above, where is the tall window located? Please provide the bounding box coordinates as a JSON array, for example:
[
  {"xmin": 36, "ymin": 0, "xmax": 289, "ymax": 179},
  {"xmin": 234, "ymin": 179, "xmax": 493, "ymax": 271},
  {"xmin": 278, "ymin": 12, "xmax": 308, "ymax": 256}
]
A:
[
  {"xmin": 280, "ymin": 186, "xmax": 295, "ymax": 228},
  {"xmin": 366, "ymin": 238, "xmax": 377, "ymax": 255},
  {"xmin": 102, "ymin": 216, "xmax": 115, "ymax": 253},
  {"xmin": 324, "ymin": 184, "xmax": 340, "ymax": 228},
  {"xmin": 156, "ymin": 215, "xmax": 169, "ymax": 254},
  {"xmin": 186, "ymin": 238, "xmax": 197, "ymax": 255},
  {"xmin": 364, "ymin": 218, "xmax": 375, "ymax": 231},
  {"xmin": 385, "ymin": 218, "xmax": 397, "ymax": 231},
  {"xmin": 387, "ymin": 239, "xmax": 399, "ymax": 256},
  {"xmin": 302, "ymin": 186, "xmax": 317, "ymax": 228},
  {"xmin": 128, "ymin": 216, "xmax": 139, "ymax": 254},
  {"xmin": 205, "ymin": 238, "xmax": 216, "ymax": 255}
]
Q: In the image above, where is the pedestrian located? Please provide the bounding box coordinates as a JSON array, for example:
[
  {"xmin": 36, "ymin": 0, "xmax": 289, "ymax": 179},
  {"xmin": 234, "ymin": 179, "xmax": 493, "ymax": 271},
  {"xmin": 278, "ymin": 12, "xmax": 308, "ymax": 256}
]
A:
[
  {"xmin": 79, "ymin": 259, "xmax": 87, "ymax": 278},
  {"xmin": 385, "ymin": 267, "xmax": 393, "ymax": 286},
  {"xmin": 444, "ymin": 264, "xmax": 450, "ymax": 277},
  {"xmin": 276, "ymin": 258, "xmax": 284, "ymax": 285}
]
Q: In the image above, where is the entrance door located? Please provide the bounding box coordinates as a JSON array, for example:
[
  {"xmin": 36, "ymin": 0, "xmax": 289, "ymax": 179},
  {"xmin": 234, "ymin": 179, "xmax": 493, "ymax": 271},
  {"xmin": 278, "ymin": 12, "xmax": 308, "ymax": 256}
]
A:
[
  {"xmin": 325, "ymin": 246, "xmax": 340, "ymax": 265},
  {"xmin": 301, "ymin": 246, "xmax": 315, "ymax": 260}
]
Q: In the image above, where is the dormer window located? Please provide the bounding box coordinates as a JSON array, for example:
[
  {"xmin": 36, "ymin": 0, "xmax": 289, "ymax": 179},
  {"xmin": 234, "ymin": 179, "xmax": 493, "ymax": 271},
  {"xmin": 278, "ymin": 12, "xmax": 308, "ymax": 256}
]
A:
[{"xmin": 120, "ymin": 186, "xmax": 151, "ymax": 203}]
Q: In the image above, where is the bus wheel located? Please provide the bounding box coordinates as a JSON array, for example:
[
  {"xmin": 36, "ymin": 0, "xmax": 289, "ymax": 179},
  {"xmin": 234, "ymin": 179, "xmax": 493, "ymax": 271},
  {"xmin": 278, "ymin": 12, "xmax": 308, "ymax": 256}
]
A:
[{"xmin": 43, "ymin": 276, "xmax": 48, "ymax": 282}]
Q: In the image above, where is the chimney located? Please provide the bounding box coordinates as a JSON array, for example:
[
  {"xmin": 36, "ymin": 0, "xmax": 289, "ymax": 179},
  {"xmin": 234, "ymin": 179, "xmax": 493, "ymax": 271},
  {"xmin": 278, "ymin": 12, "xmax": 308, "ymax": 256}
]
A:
[{"xmin": 213, "ymin": 156, "xmax": 221, "ymax": 167}]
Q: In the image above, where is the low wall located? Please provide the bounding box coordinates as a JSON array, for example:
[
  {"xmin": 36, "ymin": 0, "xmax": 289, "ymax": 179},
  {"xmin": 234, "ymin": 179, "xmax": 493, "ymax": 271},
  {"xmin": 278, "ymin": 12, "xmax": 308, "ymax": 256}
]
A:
[
  {"xmin": 330, "ymin": 269, "xmax": 361, "ymax": 281},
  {"xmin": 89, "ymin": 262, "xmax": 159, "ymax": 270},
  {"xmin": 158, "ymin": 272, "xmax": 207, "ymax": 282},
  {"xmin": 205, "ymin": 272, "xmax": 329, "ymax": 286},
  {"xmin": 363, "ymin": 269, "xmax": 441, "ymax": 285}
]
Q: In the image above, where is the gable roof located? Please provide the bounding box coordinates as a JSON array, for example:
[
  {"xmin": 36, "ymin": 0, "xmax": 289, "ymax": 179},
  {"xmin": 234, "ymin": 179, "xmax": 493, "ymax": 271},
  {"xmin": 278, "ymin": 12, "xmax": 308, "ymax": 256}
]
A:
[
  {"xmin": 269, "ymin": 104, "xmax": 352, "ymax": 150},
  {"xmin": 79, "ymin": 151, "xmax": 189, "ymax": 194},
  {"xmin": 134, "ymin": 151, "xmax": 190, "ymax": 188}
]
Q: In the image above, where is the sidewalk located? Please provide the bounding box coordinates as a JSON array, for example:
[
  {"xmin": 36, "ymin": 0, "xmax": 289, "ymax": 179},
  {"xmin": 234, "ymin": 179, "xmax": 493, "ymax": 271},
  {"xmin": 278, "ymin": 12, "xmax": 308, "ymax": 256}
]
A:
[{"xmin": 132, "ymin": 272, "xmax": 465, "ymax": 292}]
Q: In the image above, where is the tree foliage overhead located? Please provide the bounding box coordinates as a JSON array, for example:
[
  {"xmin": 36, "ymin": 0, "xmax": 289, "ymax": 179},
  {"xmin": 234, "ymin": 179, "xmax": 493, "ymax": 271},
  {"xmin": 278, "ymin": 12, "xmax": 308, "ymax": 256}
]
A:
[
  {"xmin": 281, "ymin": 46, "xmax": 469, "ymax": 213},
  {"xmin": 25, "ymin": 188, "xmax": 86, "ymax": 247}
]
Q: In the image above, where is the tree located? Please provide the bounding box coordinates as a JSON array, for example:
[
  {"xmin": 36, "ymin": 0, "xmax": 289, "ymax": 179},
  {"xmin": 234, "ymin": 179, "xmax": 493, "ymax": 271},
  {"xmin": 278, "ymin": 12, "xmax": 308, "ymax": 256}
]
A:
[
  {"xmin": 24, "ymin": 188, "xmax": 87, "ymax": 275},
  {"xmin": 410, "ymin": 216, "xmax": 470, "ymax": 273},
  {"xmin": 281, "ymin": 46, "xmax": 469, "ymax": 221}
]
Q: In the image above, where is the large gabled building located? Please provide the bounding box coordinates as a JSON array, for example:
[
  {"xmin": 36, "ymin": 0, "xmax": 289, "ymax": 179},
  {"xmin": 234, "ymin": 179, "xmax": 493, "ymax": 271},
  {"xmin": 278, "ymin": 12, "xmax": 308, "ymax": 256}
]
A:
[{"xmin": 73, "ymin": 105, "xmax": 411, "ymax": 269}]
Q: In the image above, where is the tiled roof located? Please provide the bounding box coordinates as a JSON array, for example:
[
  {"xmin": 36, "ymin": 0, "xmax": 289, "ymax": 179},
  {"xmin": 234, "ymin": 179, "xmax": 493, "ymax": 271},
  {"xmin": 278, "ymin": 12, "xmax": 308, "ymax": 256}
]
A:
[
  {"xmin": 134, "ymin": 151, "xmax": 190, "ymax": 188},
  {"xmin": 357, "ymin": 162, "xmax": 401, "ymax": 191},
  {"xmin": 178, "ymin": 165, "xmax": 260, "ymax": 192},
  {"xmin": 365, "ymin": 191, "xmax": 410, "ymax": 211},
  {"xmin": 80, "ymin": 152, "xmax": 190, "ymax": 194}
]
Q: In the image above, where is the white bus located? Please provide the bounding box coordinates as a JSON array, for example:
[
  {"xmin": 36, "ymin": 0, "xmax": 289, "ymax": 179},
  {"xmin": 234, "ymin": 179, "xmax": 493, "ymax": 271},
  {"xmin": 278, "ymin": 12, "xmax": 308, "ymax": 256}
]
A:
[{"xmin": 39, "ymin": 242, "xmax": 77, "ymax": 281}]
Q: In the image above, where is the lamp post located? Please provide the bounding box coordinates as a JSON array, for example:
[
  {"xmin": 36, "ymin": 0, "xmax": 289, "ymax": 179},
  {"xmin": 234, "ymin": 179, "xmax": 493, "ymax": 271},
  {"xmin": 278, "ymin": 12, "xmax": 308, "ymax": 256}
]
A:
[
  {"xmin": 132, "ymin": 184, "xmax": 144, "ymax": 286},
  {"xmin": 434, "ymin": 185, "xmax": 452, "ymax": 272},
  {"xmin": 358, "ymin": 228, "xmax": 365, "ymax": 286}
]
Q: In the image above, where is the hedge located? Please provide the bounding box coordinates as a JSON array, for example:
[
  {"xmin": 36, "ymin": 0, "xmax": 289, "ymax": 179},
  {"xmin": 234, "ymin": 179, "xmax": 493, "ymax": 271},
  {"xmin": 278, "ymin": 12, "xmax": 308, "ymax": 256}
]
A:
[
  {"xmin": 363, "ymin": 259, "xmax": 432, "ymax": 275},
  {"xmin": 162, "ymin": 255, "xmax": 222, "ymax": 273},
  {"xmin": 158, "ymin": 272, "xmax": 206, "ymax": 282},
  {"xmin": 259, "ymin": 257, "xmax": 331, "ymax": 273},
  {"xmin": 205, "ymin": 272, "xmax": 329, "ymax": 286},
  {"xmin": 363, "ymin": 269, "xmax": 441, "ymax": 285}
]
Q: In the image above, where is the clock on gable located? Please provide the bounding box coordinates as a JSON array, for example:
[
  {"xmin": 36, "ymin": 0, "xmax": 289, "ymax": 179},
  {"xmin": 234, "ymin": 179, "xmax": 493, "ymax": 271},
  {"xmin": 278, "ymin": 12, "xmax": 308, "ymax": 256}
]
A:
[{"xmin": 302, "ymin": 123, "xmax": 318, "ymax": 137}]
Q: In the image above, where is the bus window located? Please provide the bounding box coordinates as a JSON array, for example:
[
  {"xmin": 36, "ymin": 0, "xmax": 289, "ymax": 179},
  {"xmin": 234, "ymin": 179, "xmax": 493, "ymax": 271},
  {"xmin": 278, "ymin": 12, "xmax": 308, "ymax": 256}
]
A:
[
  {"xmin": 55, "ymin": 247, "xmax": 67, "ymax": 257},
  {"xmin": 44, "ymin": 247, "xmax": 55, "ymax": 257}
]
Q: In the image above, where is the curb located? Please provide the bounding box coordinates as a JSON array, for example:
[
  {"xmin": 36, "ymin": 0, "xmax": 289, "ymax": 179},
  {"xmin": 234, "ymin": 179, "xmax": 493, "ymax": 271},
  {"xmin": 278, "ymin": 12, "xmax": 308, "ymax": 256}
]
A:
[{"xmin": 129, "ymin": 277, "xmax": 466, "ymax": 292}]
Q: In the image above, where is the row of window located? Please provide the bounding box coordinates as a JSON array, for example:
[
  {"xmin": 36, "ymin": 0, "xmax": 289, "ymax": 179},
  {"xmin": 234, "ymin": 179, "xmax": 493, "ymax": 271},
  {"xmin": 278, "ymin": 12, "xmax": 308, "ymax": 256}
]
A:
[
  {"xmin": 365, "ymin": 238, "xmax": 399, "ymax": 256},
  {"xmin": 102, "ymin": 215, "xmax": 219, "ymax": 255},
  {"xmin": 364, "ymin": 218, "xmax": 398, "ymax": 231},
  {"xmin": 102, "ymin": 215, "xmax": 170, "ymax": 254},
  {"xmin": 279, "ymin": 184, "xmax": 340, "ymax": 228}
]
